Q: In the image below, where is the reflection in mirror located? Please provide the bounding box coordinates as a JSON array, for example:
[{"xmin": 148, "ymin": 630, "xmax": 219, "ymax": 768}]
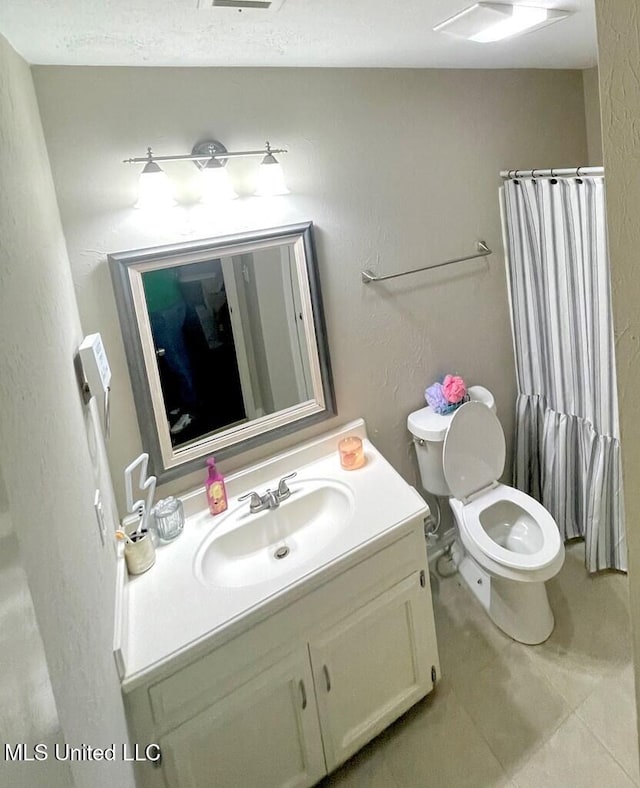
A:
[
  {"xmin": 142, "ymin": 247, "xmax": 313, "ymax": 446},
  {"xmin": 109, "ymin": 223, "xmax": 335, "ymax": 482}
]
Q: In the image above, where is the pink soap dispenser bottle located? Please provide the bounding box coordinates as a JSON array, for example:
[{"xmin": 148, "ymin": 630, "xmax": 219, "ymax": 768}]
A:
[{"xmin": 206, "ymin": 457, "xmax": 228, "ymax": 516}]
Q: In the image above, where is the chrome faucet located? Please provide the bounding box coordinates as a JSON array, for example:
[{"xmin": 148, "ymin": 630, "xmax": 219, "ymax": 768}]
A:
[{"xmin": 239, "ymin": 473, "xmax": 297, "ymax": 513}]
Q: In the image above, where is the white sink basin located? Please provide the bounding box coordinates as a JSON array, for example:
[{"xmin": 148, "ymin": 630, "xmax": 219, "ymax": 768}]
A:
[
  {"xmin": 120, "ymin": 420, "xmax": 433, "ymax": 682},
  {"xmin": 194, "ymin": 479, "xmax": 355, "ymax": 588}
]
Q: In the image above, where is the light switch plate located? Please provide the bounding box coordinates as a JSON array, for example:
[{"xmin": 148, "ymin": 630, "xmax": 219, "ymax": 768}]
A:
[{"xmin": 94, "ymin": 489, "xmax": 107, "ymax": 545}]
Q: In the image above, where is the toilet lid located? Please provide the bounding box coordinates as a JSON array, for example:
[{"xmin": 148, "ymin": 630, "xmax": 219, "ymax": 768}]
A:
[{"xmin": 442, "ymin": 402, "xmax": 505, "ymax": 501}]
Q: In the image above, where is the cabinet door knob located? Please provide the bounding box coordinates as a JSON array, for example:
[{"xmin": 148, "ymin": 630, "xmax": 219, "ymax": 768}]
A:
[
  {"xmin": 323, "ymin": 664, "xmax": 332, "ymax": 692},
  {"xmin": 299, "ymin": 679, "xmax": 307, "ymax": 710}
]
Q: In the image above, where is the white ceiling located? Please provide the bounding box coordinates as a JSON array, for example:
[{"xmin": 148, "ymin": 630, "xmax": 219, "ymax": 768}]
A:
[{"xmin": 0, "ymin": 0, "xmax": 597, "ymax": 68}]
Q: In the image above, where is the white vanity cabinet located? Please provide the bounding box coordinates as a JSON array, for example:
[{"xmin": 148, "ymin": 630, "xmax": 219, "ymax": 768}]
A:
[
  {"xmin": 309, "ymin": 572, "xmax": 434, "ymax": 771},
  {"xmin": 123, "ymin": 520, "xmax": 439, "ymax": 788},
  {"xmin": 159, "ymin": 649, "xmax": 326, "ymax": 788}
]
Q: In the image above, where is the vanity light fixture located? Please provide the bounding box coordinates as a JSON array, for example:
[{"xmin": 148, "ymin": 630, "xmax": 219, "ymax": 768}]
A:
[
  {"xmin": 200, "ymin": 158, "xmax": 239, "ymax": 202},
  {"xmin": 124, "ymin": 139, "xmax": 288, "ymax": 206},
  {"xmin": 255, "ymin": 141, "xmax": 290, "ymax": 196},
  {"xmin": 192, "ymin": 140, "xmax": 239, "ymax": 202},
  {"xmin": 135, "ymin": 148, "xmax": 176, "ymax": 210},
  {"xmin": 433, "ymin": 3, "xmax": 571, "ymax": 43}
]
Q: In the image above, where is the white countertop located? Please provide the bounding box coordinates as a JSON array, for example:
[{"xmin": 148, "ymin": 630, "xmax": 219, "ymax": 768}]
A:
[{"xmin": 118, "ymin": 420, "xmax": 428, "ymax": 690}]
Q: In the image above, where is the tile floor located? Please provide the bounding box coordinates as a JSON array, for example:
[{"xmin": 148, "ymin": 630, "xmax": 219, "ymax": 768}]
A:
[{"xmin": 322, "ymin": 542, "xmax": 638, "ymax": 787}]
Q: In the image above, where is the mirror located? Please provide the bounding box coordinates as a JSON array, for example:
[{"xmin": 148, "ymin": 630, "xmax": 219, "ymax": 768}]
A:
[{"xmin": 109, "ymin": 222, "xmax": 335, "ymax": 481}]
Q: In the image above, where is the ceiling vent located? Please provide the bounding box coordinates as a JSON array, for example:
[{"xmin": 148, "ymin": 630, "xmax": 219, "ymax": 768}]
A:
[{"xmin": 197, "ymin": 0, "xmax": 287, "ymax": 11}]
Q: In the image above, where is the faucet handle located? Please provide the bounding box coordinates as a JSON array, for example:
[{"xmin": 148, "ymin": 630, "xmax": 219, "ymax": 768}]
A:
[
  {"xmin": 238, "ymin": 491, "xmax": 263, "ymax": 513},
  {"xmin": 277, "ymin": 472, "xmax": 297, "ymax": 499}
]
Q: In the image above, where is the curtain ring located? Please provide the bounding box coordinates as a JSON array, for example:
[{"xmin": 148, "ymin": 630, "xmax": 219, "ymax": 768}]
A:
[
  {"xmin": 576, "ymin": 166, "xmax": 583, "ymax": 177},
  {"xmin": 531, "ymin": 169, "xmax": 537, "ymax": 178}
]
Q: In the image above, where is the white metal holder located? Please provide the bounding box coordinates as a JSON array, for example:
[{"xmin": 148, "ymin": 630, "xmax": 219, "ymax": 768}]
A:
[{"xmin": 124, "ymin": 453, "xmax": 156, "ymax": 534}]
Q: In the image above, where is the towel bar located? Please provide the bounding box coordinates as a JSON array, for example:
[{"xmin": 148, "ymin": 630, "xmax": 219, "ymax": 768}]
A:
[{"xmin": 361, "ymin": 241, "xmax": 491, "ymax": 284}]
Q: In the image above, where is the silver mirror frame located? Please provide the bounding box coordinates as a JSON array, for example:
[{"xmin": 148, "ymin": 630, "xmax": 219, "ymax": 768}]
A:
[{"xmin": 108, "ymin": 222, "xmax": 335, "ymax": 482}]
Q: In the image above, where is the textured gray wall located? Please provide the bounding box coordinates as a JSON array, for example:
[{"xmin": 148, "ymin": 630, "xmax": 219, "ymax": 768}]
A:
[
  {"xmin": 33, "ymin": 66, "xmax": 589, "ymax": 511},
  {"xmin": 0, "ymin": 35, "xmax": 135, "ymax": 788},
  {"xmin": 582, "ymin": 67, "xmax": 603, "ymax": 165},
  {"xmin": 595, "ymin": 0, "xmax": 640, "ymax": 750}
]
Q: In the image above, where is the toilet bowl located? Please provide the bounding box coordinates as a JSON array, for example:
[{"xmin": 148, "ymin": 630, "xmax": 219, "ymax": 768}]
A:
[
  {"xmin": 448, "ymin": 486, "xmax": 564, "ymax": 644},
  {"xmin": 408, "ymin": 393, "xmax": 565, "ymax": 644},
  {"xmin": 449, "ymin": 489, "xmax": 564, "ymax": 583}
]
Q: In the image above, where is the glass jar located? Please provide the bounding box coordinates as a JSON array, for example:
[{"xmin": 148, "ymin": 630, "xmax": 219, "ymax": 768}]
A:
[
  {"xmin": 338, "ymin": 435, "xmax": 366, "ymax": 470},
  {"xmin": 152, "ymin": 497, "xmax": 184, "ymax": 542}
]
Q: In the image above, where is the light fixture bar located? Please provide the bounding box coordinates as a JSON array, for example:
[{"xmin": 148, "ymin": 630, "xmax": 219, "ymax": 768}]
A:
[
  {"xmin": 126, "ymin": 139, "xmax": 290, "ymax": 204},
  {"xmin": 123, "ymin": 143, "xmax": 287, "ymax": 165}
]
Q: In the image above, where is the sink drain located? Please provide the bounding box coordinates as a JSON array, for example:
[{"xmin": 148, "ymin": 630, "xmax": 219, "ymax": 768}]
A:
[{"xmin": 274, "ymin": 545, "xmax": 290, "ymax": 560}]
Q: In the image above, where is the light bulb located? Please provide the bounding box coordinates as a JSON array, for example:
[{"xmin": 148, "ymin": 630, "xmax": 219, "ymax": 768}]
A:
[
  {"xmin": 255, "ymin": 153, "xmax": 289, "ymax": 196},
  {"xmin": 200, "ymin": 159, "xmax": 238, "ymax": 203},
  {"xmin": 136, "ymin": 160, "xmax": 175, "ymax": 210}
]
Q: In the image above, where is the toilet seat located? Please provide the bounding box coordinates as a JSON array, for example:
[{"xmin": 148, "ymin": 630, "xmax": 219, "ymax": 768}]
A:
[
  {"xmin": 450, "ymin": 485, "xmax": 563, "ymax": 575},
  {"xmin": 443, "ymin": 402, "xmax": 563, "ymax": 579}
]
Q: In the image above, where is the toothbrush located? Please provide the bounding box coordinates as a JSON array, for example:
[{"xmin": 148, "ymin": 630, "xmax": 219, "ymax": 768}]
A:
[{"xmin": 115, "ymin": 530, "xmax": 135, "ymax": 545}]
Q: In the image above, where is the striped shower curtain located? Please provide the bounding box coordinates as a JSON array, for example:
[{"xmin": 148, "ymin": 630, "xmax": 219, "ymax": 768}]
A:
[{"xmin": 502, "ymin": 175, "xmax": 626, "ymax": 572}]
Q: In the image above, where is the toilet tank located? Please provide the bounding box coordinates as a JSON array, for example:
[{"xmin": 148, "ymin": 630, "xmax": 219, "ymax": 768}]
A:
[{"xmin": 407, "ymin": 385, "xmax": 495, "ymax": 496}]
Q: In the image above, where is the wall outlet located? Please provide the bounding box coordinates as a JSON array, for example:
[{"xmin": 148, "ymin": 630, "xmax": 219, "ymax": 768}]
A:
[{"xmin": 94, "ymin": 489, "xmax": 107, "ymax": 546}]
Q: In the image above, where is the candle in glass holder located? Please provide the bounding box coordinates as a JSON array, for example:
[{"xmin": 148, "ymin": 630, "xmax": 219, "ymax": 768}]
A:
[{"xmin": 338, "ymin": 436, "xmax": 366, "ymax": 470}]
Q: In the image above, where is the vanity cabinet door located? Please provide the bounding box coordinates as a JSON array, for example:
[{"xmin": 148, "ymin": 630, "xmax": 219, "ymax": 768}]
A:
[
  {"xmin": 309, "ymin": 572, "xmax": 437, "ymax": 772},
  {"xmin": 158, "ymin": 649, "xmax": 326, "ymax": 788}
]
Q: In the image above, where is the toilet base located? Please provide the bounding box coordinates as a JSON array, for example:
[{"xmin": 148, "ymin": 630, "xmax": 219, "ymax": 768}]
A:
[{"xmin": 453, "ymin": 545, "xmax": 555, "ymax": 645}]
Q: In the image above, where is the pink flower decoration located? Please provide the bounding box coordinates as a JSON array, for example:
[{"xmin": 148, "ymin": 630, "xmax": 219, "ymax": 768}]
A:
[{"xmin": 442, "ymin": 374, "xmax": 467, "ymax": 404}]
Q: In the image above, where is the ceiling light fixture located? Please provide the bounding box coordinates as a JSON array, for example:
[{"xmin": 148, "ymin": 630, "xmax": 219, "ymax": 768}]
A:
[
  {"xmin": 433, "ymin": 3, "xmax": 571, "ymax": 43},
  {"xmin": 124, "ymin": 139, "xmax": 288, "ymax": 205}
]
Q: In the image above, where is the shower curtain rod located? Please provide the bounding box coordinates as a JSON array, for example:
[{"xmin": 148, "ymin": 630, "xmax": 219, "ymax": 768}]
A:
[{"xmin": 500, "ymin": 167, "xmax": 604, "ymax": 179}]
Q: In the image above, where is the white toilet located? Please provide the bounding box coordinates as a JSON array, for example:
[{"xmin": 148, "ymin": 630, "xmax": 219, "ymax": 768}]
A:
[{"xmin": 408, "ymin": 386, "xmax": 564, "ymax": 644}]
